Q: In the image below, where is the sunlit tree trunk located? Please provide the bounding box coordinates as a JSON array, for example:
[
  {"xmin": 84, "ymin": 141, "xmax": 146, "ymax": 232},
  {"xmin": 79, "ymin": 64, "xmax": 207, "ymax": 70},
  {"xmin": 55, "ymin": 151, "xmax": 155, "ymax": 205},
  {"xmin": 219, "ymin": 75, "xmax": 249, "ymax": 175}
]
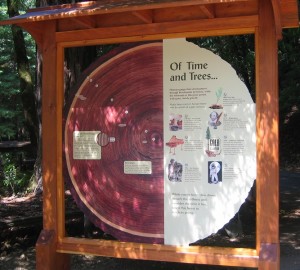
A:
[
  {"xmin": 6, "ymin": 0, "xmax": 42, "ymax": 194},
  {"xmin": 7, "ymin": 0, "xmax": 38, "ymax": 150}
]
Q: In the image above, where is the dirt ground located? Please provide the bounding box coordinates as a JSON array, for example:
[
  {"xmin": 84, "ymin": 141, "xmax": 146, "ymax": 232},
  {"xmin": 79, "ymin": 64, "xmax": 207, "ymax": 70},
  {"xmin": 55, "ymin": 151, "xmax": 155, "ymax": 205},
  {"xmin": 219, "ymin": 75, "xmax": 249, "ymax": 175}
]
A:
[{"xmin": 0, "ymin": 170, "xmax": 299, "ymax": 270}]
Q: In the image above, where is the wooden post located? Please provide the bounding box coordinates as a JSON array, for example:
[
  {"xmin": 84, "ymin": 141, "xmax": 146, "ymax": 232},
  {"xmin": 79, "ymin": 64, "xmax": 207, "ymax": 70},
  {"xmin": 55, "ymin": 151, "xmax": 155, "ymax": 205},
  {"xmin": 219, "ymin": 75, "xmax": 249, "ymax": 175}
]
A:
[
  {"xmin": 36, "ymin": 230, "xmax": 69, "ymax": 270},
  {"xmin": 256, "ymin": 0, "xmax": 280, "ymax": 269},
  {"xmin": 35, "ymin": 21, "xmax": 70, "ymax": 270}
]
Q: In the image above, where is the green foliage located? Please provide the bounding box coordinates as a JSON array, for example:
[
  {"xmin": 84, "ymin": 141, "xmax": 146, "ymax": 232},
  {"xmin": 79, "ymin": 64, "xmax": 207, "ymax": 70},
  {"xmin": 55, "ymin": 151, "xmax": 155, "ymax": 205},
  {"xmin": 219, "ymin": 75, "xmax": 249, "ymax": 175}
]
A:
[
  {"xmin": 189, "ymin": 35, "xmax": 255, "ymax": 100},
  {"xmin": 0, "ymin": 152, "xmax": 32, "ymax": 196},
  {"xmin": 0, "ymin": 0, "xmax": 36, "ymax": 141},
  {"xmin": 0, "ymin": 0, "xmax": 37, "ymax": 196},
  {"xmin": 0, "ymin": 24, "xmax": 24, "ymax": 140}
]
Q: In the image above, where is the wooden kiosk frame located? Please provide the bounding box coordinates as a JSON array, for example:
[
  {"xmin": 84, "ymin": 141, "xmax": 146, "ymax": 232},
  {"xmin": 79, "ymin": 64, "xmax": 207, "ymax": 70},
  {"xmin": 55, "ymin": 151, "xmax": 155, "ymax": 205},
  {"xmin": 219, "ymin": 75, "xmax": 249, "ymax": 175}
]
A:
[{"xmin": 1, "ymin": 0, "xmax": 298, "ymax": 269}]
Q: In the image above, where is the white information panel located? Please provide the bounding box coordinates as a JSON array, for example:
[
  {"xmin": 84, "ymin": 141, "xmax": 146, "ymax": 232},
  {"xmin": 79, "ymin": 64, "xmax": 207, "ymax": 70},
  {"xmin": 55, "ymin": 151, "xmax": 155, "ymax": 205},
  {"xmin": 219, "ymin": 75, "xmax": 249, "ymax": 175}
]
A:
[
  {"xmin": 73, "ymin": 131, "xmax": 101, "ymax": 160},
  {"xmin": 163, "ymin": 39, "xmax": 256, "ymax": 246}
]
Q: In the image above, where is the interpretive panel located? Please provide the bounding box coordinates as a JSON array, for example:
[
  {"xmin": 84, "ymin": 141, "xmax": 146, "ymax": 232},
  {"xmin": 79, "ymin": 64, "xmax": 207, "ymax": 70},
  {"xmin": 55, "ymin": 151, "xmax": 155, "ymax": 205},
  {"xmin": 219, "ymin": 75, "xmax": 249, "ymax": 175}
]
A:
[
  {"xmin": 64, "ymin": 39, "xmax": 256, "ymax": 246},
  {"xmin": 163, "ymin": 39, "xmax": 256, "ymax": 245}
]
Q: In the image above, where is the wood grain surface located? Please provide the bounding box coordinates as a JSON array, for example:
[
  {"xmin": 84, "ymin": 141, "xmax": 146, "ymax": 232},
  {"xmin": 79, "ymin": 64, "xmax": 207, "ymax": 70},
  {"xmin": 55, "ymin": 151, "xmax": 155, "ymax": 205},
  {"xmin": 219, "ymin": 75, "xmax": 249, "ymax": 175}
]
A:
[{"xmin": 64, "ymin": 42, "xmax": 164, "ymax": 243}]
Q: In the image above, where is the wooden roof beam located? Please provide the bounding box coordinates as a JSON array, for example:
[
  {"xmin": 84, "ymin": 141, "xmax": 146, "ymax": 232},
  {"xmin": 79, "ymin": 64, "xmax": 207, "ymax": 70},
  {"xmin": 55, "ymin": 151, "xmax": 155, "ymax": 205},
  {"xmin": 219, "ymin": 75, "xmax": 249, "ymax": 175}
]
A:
[
  {"xmin": 199, "ymin": 4, "xmax": 215, "ymax": 19},
  {"xmin": 131, "ymin": 10, "xmax": 154, "ymax": 24},
  {"xmin": 55, "ymin": 15, "xmax": 258, "ymax": 45}
]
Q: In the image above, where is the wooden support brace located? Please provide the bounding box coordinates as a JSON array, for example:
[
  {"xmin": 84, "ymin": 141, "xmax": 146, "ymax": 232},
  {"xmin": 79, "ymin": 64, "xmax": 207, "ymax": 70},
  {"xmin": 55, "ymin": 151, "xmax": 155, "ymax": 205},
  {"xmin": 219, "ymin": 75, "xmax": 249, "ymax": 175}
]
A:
[
  {"xmin": 70, "ymin": 16, "xmax": 97, "ymax": 29},
  {"xmin": 199, "ymin": 4, "xmax": 215, "ymax": 19},
  {"xmin": 132, "ymin": 10, "xmax": 153, "ymax": 23}
]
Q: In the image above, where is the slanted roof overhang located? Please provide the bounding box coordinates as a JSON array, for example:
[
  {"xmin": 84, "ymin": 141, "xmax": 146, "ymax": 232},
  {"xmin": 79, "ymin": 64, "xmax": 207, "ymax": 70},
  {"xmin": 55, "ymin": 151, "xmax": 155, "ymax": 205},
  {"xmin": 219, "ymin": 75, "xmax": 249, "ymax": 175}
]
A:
[{"xmin": 0, "ymin": 0, "xmax": 298, "ymax": 46}]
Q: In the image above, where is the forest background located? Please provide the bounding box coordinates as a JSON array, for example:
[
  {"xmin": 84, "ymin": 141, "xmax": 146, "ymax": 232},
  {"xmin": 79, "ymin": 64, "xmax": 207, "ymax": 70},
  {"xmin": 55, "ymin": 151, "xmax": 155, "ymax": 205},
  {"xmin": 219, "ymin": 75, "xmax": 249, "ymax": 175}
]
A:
[{"xmin": 0, "ymin": 0, "xmax": 299, "ymax": 197}]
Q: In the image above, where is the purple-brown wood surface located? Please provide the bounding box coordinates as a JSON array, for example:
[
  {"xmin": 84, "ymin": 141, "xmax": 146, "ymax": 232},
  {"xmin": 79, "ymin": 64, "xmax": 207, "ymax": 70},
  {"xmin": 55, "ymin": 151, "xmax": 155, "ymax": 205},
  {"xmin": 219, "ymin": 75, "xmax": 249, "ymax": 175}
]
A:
[{"xmin": 64, "ymin": 42, "xmax": 164, "ymax": 243}]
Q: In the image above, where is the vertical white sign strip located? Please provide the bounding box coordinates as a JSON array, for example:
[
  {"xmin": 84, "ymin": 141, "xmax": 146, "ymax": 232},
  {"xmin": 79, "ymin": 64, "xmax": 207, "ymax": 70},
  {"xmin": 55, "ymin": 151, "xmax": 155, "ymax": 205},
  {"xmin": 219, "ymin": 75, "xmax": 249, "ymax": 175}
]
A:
[{"xmin": 163, "ymin": 39, "xmax": 256, "ymax": 246}]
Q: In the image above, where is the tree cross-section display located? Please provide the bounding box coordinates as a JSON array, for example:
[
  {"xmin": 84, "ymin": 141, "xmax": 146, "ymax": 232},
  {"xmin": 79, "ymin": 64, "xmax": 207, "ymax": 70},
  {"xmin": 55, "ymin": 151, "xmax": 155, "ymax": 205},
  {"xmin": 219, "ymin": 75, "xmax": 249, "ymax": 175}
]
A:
[{"xmin": 0, "ymin": 1, "xmax": 298, "ymax": 269}]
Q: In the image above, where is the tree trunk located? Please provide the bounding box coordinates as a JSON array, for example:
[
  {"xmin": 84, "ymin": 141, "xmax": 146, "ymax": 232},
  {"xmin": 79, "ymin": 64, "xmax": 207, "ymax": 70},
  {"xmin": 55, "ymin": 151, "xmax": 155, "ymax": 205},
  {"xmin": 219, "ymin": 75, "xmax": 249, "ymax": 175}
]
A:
[
  {"xmin": 7, "ymin": 0, "xmax": 39, "ymax": 151},
  {"xmin": 64, "ymin": 46, "xmax": 98, "ymax": 98},
  {"xmin": 34, "ymin": 48, "xmax": 43, "ymax": 194},
  {"xmin": 7, "ymin": 0, "xmax": 42, "ymax": 193}
]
